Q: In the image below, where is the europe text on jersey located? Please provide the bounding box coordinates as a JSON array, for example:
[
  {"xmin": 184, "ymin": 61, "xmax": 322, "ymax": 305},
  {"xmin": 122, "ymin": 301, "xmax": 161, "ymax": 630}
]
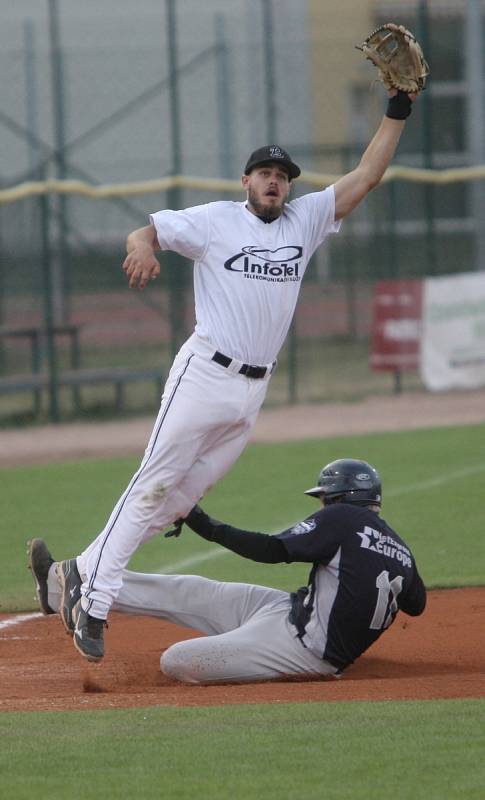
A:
[{"xmin": 355, "ymin": 526, "xmax": 412, "ymax": 568}]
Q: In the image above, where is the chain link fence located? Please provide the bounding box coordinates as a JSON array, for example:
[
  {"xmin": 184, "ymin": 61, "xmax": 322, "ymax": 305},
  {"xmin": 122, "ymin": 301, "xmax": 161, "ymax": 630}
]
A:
[{"xmin": 1, "ymin": 0, "xmax": 484, "ymax": 424}]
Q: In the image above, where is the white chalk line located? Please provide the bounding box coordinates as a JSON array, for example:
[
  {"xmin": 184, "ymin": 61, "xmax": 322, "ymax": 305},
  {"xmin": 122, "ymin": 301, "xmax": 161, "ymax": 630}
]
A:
[
  {"xmin": 0, "ymin": 612, "xmax": 43, "ymax": 632},
  {"xmin": 158, "ymin": 547, "xmax": 228, "ymax": 574},
  {"xmin": 387, "ymin": 461, "xmax": 485, "ymax": 498}
]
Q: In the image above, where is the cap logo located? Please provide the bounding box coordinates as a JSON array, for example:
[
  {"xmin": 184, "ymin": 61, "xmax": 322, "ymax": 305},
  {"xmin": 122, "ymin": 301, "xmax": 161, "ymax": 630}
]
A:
[
  {"xmin": 269, "ymin": 145, "xmax": 285, "ymax": 159},
  {"xmin": 356, "ymin": 473, "xmax": 371, "ymax": 480}
]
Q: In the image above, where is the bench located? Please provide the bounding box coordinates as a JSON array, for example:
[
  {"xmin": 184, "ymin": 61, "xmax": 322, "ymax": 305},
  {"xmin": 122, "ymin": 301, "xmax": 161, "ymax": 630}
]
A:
[
  {"xmin": 0, "ymin": 324, "xmax": 81, "ymax": 367},
  {"xmin": 0, "ymin": 325, "xmax": 81, "ymax": 415},
  {"xmin": 0, "ymin": 366, "xmax": 164, "ymax": 417}
]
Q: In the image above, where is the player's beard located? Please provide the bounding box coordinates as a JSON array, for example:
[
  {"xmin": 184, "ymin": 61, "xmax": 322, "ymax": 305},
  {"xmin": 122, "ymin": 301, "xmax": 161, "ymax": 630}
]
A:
[{"xmin": 247, "ymin": 187, "xmax": 286, "ymax": 221}]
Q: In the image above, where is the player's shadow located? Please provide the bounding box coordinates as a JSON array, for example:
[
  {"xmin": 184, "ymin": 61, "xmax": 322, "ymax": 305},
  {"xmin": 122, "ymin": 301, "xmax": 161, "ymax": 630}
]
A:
[{"xmin": 346, "ymin": 656, "xmax": 482, "ymax": 680}]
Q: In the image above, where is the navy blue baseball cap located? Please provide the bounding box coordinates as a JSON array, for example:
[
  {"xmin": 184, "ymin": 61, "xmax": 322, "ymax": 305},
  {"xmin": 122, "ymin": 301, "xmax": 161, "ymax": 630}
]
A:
[{"xmin": 244, "ymin": 145, "xmax": 301, "ymax": 180}]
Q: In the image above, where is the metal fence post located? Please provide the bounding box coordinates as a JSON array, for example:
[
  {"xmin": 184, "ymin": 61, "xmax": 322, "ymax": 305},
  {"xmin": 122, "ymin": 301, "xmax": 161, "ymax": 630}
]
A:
[
  {"xmin": 466, "ymin": 0, "xmax": 485, "ymax": 271},
  {"xmin": 418, "ymin": 0, "xmax": 437, "ymax": 275},
  {"xmin": 214, "ymin": 14, "xmax": 233, "ymax": 179},
  {"xmin": 39, "ymin": 176, "xmax": 60, "ymax": 423},
  {"xmin": 261, "ymin": 0, "xmax": 277, "ymax": 143},
  {"xmin": 166, "ymin": 0, "xmax": 186, "ymax": 360},
  {"xmin": 48, "ymin": 0, "xmax": 71, "ymax": 324},
  {"xmin": 0, "ymin": 210, "xmax": 4, "ymax": 376}
]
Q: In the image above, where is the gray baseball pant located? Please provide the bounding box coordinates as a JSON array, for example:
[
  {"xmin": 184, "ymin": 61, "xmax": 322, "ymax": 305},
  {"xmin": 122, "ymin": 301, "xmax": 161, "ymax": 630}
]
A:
[{"xmin": 47, "ymin": 566, "xmax": 338, "ymax": 684}]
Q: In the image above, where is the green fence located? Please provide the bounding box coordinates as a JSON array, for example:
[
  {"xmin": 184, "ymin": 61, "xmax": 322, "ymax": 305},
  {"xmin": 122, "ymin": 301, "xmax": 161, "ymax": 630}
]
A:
[
  {"xmin": 0, "ymin": 164, "xmax": 482, "ymax": 424},
  {"xmin": 1, "ymin": 1, "xmax": 484, "ymax": 424}
]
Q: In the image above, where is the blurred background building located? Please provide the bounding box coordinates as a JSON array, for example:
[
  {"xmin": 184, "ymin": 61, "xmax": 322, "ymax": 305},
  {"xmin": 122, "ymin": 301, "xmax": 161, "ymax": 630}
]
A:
[{"xmin": 0, "ymin": 0, "xmax": 484, "ymax": 423}]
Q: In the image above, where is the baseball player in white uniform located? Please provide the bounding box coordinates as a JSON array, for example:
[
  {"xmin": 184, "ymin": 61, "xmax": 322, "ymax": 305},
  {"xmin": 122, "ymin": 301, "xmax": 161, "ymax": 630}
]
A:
[
  {"xmin": 29, "ymin": 458, "xmax": 426, "ymax": 683},
  {"xmin": 44, "ymin": 87, "xmax": 417, "ymax": 662}
]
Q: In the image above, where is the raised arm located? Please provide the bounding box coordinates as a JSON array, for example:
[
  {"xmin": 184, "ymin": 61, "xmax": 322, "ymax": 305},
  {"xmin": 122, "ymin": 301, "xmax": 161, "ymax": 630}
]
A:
[
  {"xmin": 122, "ymin": 224, "xmax": 161, "ymax": 289},
  {"xmin": 334, "ymin": 90, "xmax": 414, "ymax": 221}
]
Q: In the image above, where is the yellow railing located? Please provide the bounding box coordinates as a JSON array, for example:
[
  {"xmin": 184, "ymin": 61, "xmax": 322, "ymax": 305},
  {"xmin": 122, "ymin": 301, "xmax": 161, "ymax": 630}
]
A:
[{"xmin": 2, "ymin": 164, "xmax": 485, "ymax": 204}]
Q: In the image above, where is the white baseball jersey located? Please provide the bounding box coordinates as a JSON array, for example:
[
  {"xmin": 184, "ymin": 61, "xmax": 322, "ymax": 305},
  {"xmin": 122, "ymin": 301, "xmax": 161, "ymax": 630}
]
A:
[
  {"xmin": 77, "ymin": 187, "xmax": 343, "ymax": 624},
  {"xmin": 151, "ymin": 188, "xmax": 341, "ymax": 365}
]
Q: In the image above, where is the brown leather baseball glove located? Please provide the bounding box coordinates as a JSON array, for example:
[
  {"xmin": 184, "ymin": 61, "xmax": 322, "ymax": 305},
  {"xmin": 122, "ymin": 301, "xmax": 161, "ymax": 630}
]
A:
[{"xmin": 357, "ymin": 22, "xmax": 429, "ymax": 94}]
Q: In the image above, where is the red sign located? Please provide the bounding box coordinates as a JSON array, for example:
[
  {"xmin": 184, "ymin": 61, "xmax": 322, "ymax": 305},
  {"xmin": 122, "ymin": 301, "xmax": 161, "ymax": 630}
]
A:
[{"xmin": 370, "ymin": 280, "xmax": 423, "ymax": 371}]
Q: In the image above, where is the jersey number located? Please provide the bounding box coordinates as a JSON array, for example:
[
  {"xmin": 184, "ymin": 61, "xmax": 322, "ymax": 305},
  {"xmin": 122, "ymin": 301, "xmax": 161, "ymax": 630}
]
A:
[{"xmin": 370, "ymin": 570, "xmax": 403, "ymax": 631}]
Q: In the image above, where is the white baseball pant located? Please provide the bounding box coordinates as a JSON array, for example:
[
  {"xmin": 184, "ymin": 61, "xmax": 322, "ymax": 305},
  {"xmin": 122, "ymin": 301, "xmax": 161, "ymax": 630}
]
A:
[{"xmin": 77, "ymin": 334, "xmax": 272, "ymax": 620}]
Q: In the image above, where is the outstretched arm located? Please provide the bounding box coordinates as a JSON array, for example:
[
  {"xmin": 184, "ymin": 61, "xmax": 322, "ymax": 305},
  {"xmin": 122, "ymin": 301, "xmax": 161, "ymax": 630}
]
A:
[
  {"xmin": 122, "ymin": 224, "xmax": 161, "ymax": 289},
  {"xmin": 181, "ymin": 505, "xmax": 290, "ymax": 564},
  {"xmin": 334, "ymin": 90, "xmax": 414, "ymax": 221}
]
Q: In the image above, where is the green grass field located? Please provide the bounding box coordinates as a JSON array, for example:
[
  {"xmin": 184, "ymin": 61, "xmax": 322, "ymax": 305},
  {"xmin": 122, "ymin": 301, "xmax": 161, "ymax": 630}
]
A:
[
  {"xmin": 1, "ymin": 421, "xmax": 484, "ymax": 799},
  {"xmin": 2, "ymin": 701, "xmax": 485, "ymax": 800}
]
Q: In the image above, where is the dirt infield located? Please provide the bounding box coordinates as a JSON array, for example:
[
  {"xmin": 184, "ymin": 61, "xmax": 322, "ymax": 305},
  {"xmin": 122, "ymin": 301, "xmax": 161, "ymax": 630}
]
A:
[
  {"xmin": 1, "ymin": 388, "xmax": 485, "ymax": 467},
  {"xmin": 1, "ymin": 586, "xmax": 484, "ymax": 711},
  {"xmin": 2, "ymin": 390, "xmax": 484, "ymax": 710}
]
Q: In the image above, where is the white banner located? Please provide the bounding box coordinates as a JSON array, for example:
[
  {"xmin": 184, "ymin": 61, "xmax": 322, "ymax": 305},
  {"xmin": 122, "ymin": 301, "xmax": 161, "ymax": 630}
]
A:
[{"xmin": 421, "ymin": 271, "xmax": 485, "ymax": 390}]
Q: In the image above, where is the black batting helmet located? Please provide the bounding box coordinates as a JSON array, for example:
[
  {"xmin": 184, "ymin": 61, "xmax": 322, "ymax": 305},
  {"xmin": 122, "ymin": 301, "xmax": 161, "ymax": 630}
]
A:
[{"xmin": 304, "ymin": 458, "xmax": 382, "ymax": 508}]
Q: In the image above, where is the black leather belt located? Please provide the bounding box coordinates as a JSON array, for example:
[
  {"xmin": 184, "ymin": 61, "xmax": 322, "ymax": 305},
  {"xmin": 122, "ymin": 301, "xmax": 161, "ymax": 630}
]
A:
[{"xmin": 212, "ymin": 350, "xmax": 269, "ymax": 379}]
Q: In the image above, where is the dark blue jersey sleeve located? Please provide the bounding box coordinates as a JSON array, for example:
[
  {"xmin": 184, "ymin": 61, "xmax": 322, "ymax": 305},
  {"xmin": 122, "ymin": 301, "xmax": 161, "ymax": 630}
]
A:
[
  {"xmin": 183, "ymin": 505, "xmax": 347, "ymax": 565},
  {"xmin": 398, "ymin": 567, "xmax": 427, "ymax": 616},
  {"xmin": 183, "ymin": 505, "xmax": 290, "ymax": 563}
]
